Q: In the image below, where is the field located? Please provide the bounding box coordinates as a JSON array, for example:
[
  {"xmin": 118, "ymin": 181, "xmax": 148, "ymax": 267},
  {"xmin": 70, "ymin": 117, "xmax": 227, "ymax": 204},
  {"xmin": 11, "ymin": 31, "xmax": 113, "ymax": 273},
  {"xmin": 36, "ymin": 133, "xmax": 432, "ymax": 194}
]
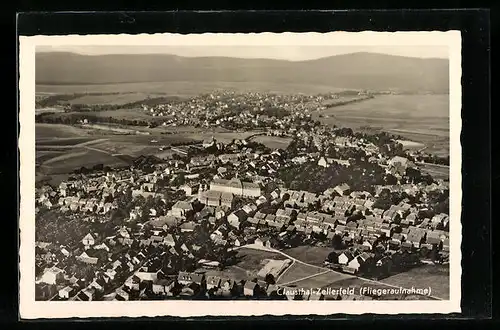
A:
[
  {"xmin": 314, "ymin": 94, "xmax": 450, "ymax": 155},
  {"xmin": 251, "ymin": 136, "xmax": 292, "ymax": 149},
  {"xmin": 35, "ymin": 123, "xmax": 271, "ymax": 175},
  {"xmin": 197, "ymin": 248, "xmax": 289, "ymax": 281},
  {"xmin": 379, "ymin": 264, "xmax": 450, "ymax": 299},
  {"xmin": 286, "ymin": 270, "xmax": 352, "ymax": 288},
  {"xmin": 38, "ymin": 149, "xmax": 130, "ymax": 175},
  {"xmin": 36, "ymin": 123, "xmax": 92, "ymax": 139},
  {"xmin": 234, "ymin": 247, "xmax": 287, "ymax": 271},
  {"xmin": 37, "ymin": 82, "xmax": 350, "ymax": 96},
  {"xmin": 419, "ymin": 163, "xmax": 450, "ymax": 180},
  {"xmin": 276, "ymin": 262, "xmax": 326, "ymax": 285},
  {"xmin": 283, "ymin": 246, "xmax": 333, "ymax": 267},
  {"xmin": 65, "ymin": 93, "xmax": 155, "ymax": 105}
]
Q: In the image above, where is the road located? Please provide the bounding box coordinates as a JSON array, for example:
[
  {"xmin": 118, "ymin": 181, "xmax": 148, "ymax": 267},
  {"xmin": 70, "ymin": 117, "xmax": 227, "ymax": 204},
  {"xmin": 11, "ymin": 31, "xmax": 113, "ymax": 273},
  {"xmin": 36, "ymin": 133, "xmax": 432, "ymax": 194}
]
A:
[{"xmin": 237, "ymin": 244, "xmax": 444, "ymax": 300}]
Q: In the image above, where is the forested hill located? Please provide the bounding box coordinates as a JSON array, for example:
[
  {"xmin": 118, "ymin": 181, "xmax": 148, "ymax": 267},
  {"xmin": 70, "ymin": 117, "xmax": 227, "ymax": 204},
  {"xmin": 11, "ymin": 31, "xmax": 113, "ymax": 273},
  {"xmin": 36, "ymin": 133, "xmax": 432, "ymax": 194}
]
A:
[{"xmin": 36, "ymin": 52, "xmax": 449, "ymax": 94}]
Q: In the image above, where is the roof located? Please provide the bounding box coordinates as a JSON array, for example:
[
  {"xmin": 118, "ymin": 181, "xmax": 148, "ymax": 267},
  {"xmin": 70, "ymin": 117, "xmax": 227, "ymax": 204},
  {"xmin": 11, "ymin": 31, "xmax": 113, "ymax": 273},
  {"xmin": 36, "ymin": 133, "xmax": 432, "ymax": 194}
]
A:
[
  {"xmin": 206, "ymin": 275, "xmax": 222, "ymax": 286},
  {"xmin": 242, "ymin": 181, "xmax": 261, "ymax": 190},
  {"xmin": 177, "ymin": 272, "xmax": 204, "ymax": 283},
  {"xmin": 340, "ymin": 251, "xmax": 354, "ymax": 260},
  {"xmin": 82, "ymin": 233, "xmax": 95, "ymax": 241},
  {"xmin": 172, "ymin": 201, "xmax": 193, "ymax": 211},
  {"xmin": 244, "ymin": 281, "xmax": 258, "ymax": 290}
]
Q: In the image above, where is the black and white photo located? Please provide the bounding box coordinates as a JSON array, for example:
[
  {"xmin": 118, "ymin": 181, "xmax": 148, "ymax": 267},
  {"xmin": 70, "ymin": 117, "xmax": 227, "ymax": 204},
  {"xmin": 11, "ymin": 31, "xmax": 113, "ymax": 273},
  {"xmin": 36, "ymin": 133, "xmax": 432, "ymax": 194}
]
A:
[{"xmin": 19, "ymin": 32, "xmax": 462, "ymax": 318}]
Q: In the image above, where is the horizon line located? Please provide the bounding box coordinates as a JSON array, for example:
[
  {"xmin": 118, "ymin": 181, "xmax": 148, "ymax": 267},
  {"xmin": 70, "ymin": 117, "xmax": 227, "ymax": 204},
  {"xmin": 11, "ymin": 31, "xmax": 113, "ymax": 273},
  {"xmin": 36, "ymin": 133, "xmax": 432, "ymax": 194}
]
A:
[{"xmin": 36, "ymin": 50, "xmax": 449, "ymax": 62}]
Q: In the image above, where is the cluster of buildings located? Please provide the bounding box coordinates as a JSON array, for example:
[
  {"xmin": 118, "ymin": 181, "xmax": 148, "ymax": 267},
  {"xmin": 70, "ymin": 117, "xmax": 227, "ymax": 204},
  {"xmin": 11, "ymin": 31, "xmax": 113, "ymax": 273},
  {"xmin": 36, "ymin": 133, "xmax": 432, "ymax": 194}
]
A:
[
  {"xmin": 35, "ymin": 90, "xmax": 451, "ymax": 301},
  {"xmin": 140, "ymin": 91, "xmax": 340, "ymax": 131}
]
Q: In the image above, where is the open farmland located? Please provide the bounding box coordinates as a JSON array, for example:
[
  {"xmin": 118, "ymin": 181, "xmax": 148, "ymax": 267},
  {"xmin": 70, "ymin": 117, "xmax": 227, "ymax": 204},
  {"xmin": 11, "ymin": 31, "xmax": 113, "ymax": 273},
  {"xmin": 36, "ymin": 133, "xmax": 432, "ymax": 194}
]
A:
[
  {"xmin": 38, "ymin": 149, "xmax": 130, "ymax": 175},
  {"xmin": 378, "ymin": 264, "xmax": 449, "ymax": 299},
  {"xmin": 285, "ymin": 270, "xmax": 352, "ymax": 288},
  {"xmin": 37, "ymin": 82, "xmax": 350, "ymax": 96},
  {"xmin": 276, "ymin": 262, "xmax": 326, "ymax": 285},
  {"xmin": 419, "ymin": 163, "xmax": 450, "ymax": 180},
  {"xmin": 36, "ymin": 123, "xmax": 91, "ymax": 139},
  {"xmin": 314, "ymin": 94, "xmax": 450, "ymax": 154},
  {"xmin": 65, "ymin": 93, "xmax": 155, "ymax": 105},
  {"xmin": 251, "ymin": 136, "xmax": 292, "ymax": 149},
  {"xmin": 234, "ymin": 247, "xmax": 287, "ymax": 272},
  {"xmin": 283, "ymin": 246, "xmax": 333, "ymax": 267}
]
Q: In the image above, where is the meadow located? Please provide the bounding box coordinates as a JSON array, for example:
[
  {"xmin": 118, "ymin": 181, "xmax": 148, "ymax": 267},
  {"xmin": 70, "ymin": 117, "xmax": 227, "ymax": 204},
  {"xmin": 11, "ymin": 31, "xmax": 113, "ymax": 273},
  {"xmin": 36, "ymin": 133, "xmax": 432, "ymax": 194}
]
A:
[
  {"xmin": 379, "ymin": 264, "xmax": 450, "ymax": 299},
  {"xmin": 38, "ymin": 149, "xmax": 130, "ymax": 175},
  {"xmin": 285, "ymin": 270, "xmax": 351, "ymax": 288},
  {"xmin": 251, "ymin": 136, "xmax": 293, "ymax": 150},
  {"xmin": 37, "ymin": 82, "xmax": 350, "ymax": 96},
  {"xmin": 234, "ymin": 247, "xmax": 287, "ymax": 271},
  {"xmin": 65, "ymin": 93, "xmax": 155, "ymax": 105},
  {"xmin": 276, "ymin": 262, "xmax": 325, "ymax": 285},
  {"xmin": 36, "ymin": 123, "xmax": 91, "ymax": 139},
  {"xmin": 283, "ymin": 246, "xmax": 333, "ymax": 267}
]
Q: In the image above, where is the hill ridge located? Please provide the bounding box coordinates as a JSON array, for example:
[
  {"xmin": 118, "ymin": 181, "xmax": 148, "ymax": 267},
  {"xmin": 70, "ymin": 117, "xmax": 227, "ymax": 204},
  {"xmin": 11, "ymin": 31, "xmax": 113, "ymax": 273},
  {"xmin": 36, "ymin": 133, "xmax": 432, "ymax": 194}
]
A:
[{"xmin": 36, "ymin": 51, "xmax": 449, "ymax": 93}]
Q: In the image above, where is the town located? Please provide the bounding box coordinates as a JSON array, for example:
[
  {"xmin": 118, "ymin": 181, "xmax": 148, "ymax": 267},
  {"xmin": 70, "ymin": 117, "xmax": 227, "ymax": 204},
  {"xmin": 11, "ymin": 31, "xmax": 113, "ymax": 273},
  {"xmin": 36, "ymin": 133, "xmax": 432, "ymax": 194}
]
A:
[{"xmin": 34, "ymin": 90, "xmax": 450, "ymax": 302}]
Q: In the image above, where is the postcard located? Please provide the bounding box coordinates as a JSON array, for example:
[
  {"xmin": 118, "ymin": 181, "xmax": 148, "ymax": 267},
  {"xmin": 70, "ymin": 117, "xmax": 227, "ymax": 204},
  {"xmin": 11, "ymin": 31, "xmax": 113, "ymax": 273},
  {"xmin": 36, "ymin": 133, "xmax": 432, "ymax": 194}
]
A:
[{"xmin": 19, "ymin": 31, "xmax": 462, "ymax": 318}]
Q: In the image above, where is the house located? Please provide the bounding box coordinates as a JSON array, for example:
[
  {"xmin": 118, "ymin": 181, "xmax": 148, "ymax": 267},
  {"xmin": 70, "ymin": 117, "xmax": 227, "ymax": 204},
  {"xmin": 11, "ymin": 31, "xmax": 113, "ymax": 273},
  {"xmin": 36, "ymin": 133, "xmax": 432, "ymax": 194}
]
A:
[
  {"xmin": 254, "ymin": 236, "xmax": 272, "ymax": 248},
  {"xmin": 171, "ymin": 201, "xmax": 194, "ymax": 218},
  {"xmin": 247, "ymin": 217, "xmax": 260, "ymax": 226},
  {"xmin": 163, "ymin": 234, "xmax": 177, "ymax": 247},
  {"xmin": 243, "ymin": 281, "xmax": 259, "ymax": 296},
  {"xmin": 82, "ymin": 233, "xmax": 96, "ymax": 247},
  {"xmin": 94, "ymin": 242, "xmax": 110, "ymax": 252},
  {"xmin": 199, "ymin": 190, "xmax": 222, "ymax": 207},
  {"xmin": 179, "ymin": 221, "xmax": 197, "ymax": 233},
  {"xmin": 338, "ymin": 251, "xmax": 355, "ymax": 265},
  {"xmin": 115, "ymin": 287, "xmax": 130, "ymax": 301},
  {"xmin": 220, "ymin": 278, "xmax": 236, "ymax": 296},
  {"xmin": 242, "ymin": 203, "xmax": 258, "ymax": 215},
  {"xmin": 317, "ymin": 156, "xmax": 328, "ymax": 168},
  {"xmin": 76, "ymin": 251, "xmax": 99, "ymax": 265},
  {"xmin": 177, "ymin": 272, "xmax": 205, "ymax": 286},
  {"xmin": 256, "ymin": 195, "xmax": 268, "ymax": 206},
  {"xmin": 227, "ymin": 209, "xmax": 248, "ymax": 229},
  {"xmin": 407, "ymin": 229, "xmax": 426, "ymax": 248},
  {"xmin": 426, "ymin": 231, "xmax": 443, "ymax": 246},
  {"xmin": 152, "ymin": 278, "xmax": 176, "ymax": 295},
  {"xmin": 206, "ymin": 275, "xmax": 222, "ymax": 290},
  {"xmin": 40, "ymin": 266, "xmax": 64, "ymax": 285},
  {"xmin": 242, "ymin": 182, "xmax": 261, "ymax": 197},
  {"xmin": 77, "ymin": 287, "xmax": 96, "ymax": 301},
  {"xmin": 135, "ymin": 271, "xmax": 158, "ymax": 283},
  {"xmin": 220, "ymin": 192, "xmax": 235, "ymax": 208},
  {"xmin": 91, "ymin": 277, "xmax": 108, "ymax": 292},
  {"xmin": 348, "ymin": 252, "xmax": 373, "ymax": 273},
  {"xmin": 124, "ymin": 277, "xmax": 140, "ymax": 291},
  {"xmin": 334, "ymin": 184, "xmax": 351, "ymax": 196},
  {"xmin": 389, "ymin": 156, "xmax": 414, "ymax": 170},
  {"xmin": 58, "ymin": 286, "xmax": 74, "ymax": 300},
  {"xmin": 180, "ymin": 183, "xmax": 199, "ymax": 196}
]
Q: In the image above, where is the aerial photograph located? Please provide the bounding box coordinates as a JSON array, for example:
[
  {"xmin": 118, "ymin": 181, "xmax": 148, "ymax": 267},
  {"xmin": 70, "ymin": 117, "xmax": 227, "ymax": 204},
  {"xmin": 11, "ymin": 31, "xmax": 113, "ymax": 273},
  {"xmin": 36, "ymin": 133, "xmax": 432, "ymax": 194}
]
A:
[{"xmin": 33, "ymin": 44, "xmax": 451, "ymax": 302}]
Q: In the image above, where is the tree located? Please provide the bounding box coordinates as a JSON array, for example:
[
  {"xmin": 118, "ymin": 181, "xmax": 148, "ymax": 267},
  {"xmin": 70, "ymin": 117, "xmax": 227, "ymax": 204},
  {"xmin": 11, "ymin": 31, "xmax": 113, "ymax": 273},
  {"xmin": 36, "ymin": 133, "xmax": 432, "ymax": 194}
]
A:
[
  {"xmin": 331, "ymin": 234, "xmax": 343, "ymax": 249},
  {"xmin": 265, "ymin": 274, "xmax": 276, "ymax": 285},
  {"xmin": 327, "ymin": 251, "xmax": 338, "ymax": 263}
]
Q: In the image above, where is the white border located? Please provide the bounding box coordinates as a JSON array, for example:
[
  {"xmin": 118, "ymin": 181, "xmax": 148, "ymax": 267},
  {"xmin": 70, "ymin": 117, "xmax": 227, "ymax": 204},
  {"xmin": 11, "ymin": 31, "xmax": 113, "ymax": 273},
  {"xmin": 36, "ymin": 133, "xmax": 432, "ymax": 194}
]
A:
[{"xmin": 19, "ymin": 31, "xmax": 462, "ymax": 319}]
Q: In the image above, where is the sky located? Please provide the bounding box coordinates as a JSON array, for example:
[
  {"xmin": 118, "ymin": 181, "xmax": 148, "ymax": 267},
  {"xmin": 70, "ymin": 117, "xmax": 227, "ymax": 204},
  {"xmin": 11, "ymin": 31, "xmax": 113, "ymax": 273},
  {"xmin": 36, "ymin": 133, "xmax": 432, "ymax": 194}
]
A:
[{"xmin": 37, "ymin": 45, "xmax": 449, "ymax": 61}]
